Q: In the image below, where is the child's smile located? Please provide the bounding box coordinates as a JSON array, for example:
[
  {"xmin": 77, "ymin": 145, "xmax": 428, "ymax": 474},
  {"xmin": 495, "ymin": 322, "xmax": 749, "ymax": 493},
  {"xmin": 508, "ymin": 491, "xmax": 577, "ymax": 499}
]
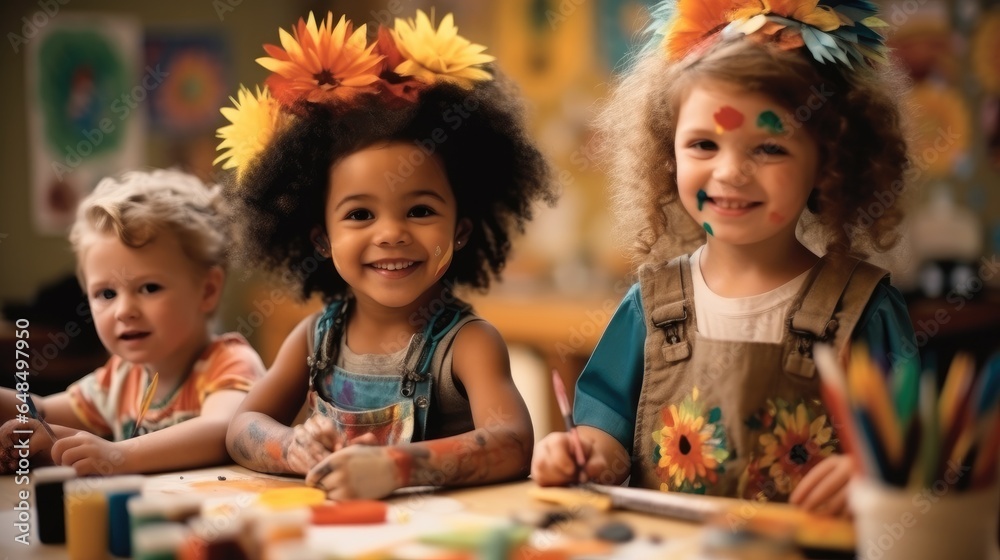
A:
[
  {"xmin": 674, "ymin": 79, "xmax": 819, "ymax": 248},
  {"xmin": 368, "ymin": 259, "xmax": 419, "ymax": 278},
  {"xmin": 324, "ymin": 142, "xmax": 468, "ymax": 311}
]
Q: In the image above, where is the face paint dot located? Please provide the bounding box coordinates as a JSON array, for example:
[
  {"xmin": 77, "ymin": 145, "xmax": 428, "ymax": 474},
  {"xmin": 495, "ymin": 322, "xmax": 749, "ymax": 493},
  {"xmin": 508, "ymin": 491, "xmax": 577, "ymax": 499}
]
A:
[
  {"xmin": 713, "ymin": 106, "xmax": 744, "ymax": 132},
  {"xmin": 703, "ymin": 222, "xmax": 714, "ymax": 236},
  {"xmin": 768, "ymin": 211, "xmax": 783, "ymax": 224},
  {"xmin": 757, "ymin": 110, "xmax": 784, "ymax": 134},
  {"xmin": 697, "ymin": 189, "xmax": 709, "ymax": 211},
  {"xmin": 434, "ymin": 246, "xmax": 441, "ymax": 257}
]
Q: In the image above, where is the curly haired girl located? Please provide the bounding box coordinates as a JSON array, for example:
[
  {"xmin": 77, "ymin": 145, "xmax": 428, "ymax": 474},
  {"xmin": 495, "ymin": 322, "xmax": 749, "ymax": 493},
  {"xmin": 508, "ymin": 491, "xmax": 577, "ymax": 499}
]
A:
[
  {"xmin": 219, "ymin": 11, "xmax": 554, "ymax": 500},
  {"xmin": 533, "ymin": 0, "xmax": 917, "ymax": 516}
]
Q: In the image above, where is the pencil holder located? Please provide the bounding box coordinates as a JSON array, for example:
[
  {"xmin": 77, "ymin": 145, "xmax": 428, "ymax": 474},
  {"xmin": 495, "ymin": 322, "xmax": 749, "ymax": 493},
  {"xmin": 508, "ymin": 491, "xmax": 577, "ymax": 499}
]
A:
[{"xmin": 850, "ymin": 478, "xmax": 1000, "ymax": 560}]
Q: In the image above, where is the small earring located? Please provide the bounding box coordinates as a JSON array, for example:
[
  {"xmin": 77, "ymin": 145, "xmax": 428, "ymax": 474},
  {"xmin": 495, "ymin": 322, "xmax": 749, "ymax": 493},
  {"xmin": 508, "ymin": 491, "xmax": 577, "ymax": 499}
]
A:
[{"xmin": 456, "ymin": 240, "xmax": 462, "ymax": 247}]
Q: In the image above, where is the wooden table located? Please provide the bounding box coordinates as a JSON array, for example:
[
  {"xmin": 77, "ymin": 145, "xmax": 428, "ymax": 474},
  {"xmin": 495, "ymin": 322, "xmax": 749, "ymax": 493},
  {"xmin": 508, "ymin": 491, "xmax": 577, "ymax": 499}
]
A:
[{"xmin": 0, "ymin": 466, "xmax": 704, "ymax": 559}]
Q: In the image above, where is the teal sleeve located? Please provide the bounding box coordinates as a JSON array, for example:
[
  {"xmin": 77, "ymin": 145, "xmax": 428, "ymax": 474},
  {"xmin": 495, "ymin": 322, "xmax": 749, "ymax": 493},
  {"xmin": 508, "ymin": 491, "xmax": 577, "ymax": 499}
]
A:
[
  {"xmin": 573, "ymin": 284, "xmax": 646, "ymax": 455},
  {"xmin": 852, "ymin": 282, "xmax": 919, "ymax": 368}
]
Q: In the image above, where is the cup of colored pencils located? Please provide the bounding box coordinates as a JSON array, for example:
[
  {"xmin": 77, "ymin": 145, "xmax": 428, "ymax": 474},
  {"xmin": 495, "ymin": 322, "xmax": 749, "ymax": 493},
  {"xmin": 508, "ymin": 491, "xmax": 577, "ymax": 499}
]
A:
[{"xmin": 814, "ymin": 344, "xmax": 1000, "ymax": 560}]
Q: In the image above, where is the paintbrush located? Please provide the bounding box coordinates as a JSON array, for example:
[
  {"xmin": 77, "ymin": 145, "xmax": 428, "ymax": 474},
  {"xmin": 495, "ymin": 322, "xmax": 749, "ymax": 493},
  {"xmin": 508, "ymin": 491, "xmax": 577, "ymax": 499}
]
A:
[
  {"xmin": 129, "ymin": 371, "xmax": 158, "ymax": 439},
  {"xmin": 552, "ymin": 369, "xmax": 587, "ymax": 484},
  {"xmin": 24, "ymin": 394, "xmax": 58, "ymax": 442}
]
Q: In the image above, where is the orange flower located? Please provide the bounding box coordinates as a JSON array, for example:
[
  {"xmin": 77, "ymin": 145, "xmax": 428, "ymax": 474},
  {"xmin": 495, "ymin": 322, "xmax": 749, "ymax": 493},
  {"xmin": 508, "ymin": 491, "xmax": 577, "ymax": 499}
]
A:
[
  {"xmin": 730, "ymin": 0, "xmax": 841, "ymax": 32},
  {"xmin": 653, "ymin": 388, "xmax": 729, "ymax": 493},
  {"xmin": 256, "ymin": 12, "xmax": 383, "ymax": 106},
  {"xmin": 374, "ymin": 25, "xmax": 423, "ymax": 103}
]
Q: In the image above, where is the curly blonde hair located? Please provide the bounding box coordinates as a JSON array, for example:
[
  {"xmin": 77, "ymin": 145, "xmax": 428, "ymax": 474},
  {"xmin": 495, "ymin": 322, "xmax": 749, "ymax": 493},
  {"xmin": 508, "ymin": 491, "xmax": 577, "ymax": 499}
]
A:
[
  {"xmin": 600, "ymin": 38, "xmax": 911, "ymax": 266},
  {"xmin": 69, "ymin": 169, "xmax": 231, "ymax": 282}
]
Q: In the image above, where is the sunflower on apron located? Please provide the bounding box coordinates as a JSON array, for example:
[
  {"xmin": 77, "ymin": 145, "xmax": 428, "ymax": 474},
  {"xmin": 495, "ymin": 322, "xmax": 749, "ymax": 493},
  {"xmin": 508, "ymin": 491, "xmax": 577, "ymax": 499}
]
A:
[{"xmin": 632, "ymin": 252, "xmax": 888, "ymax": 500}]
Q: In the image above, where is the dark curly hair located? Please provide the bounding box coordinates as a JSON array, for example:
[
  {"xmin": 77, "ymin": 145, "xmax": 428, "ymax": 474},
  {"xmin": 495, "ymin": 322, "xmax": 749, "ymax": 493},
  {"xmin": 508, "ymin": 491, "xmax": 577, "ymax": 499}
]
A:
[
  {"xmin": 600, "ymin": 38, "xmax": 912, "ymax": 265},
  {"xmin": 227, "ymin": 72, "xmax": 555, "ymax": 301}
]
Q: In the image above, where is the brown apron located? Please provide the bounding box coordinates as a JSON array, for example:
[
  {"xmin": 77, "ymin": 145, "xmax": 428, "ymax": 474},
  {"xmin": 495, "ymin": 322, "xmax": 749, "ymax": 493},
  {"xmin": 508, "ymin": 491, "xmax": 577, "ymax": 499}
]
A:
[{"xmin": 631, "ymin": 252, "xmax": 888, "ymax": 500}]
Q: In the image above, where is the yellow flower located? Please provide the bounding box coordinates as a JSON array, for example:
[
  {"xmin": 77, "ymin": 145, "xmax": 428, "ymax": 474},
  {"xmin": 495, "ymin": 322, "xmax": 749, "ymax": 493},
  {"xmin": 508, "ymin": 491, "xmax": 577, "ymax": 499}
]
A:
[
  {"xmin": 390, "ymin": 10, "xmax": 494, "ymax": 88},
  {"xmin": 214, "ymin": 85, "xmax": 285, "ymax": 178},
  {"xmin": 757, "ymin": 402, "xmax": 835, "ymax": 494},
  {"xmin": 256, "ymin": 12, "xmax": 383, "ymax": 105}
]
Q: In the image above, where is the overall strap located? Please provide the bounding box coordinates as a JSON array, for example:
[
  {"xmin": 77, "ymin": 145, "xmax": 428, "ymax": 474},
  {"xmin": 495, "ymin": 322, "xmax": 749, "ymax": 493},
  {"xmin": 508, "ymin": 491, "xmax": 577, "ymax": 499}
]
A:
[
  {"xmin": 399, "ymin": 302, "xmax": 471, "ymax": 440},
  {"xmin": 784, "ymin": 252, "xmax": 889, "ymax": 377},
  {"xmin": 307, "ymin": 299, "xmax": 349, "ymax": 390},
  {"xmin": 639, "ymin": 255, "xmax": 693, "ymax": 363},
  {"xmin": 399, "ymin": 303, "xmax": 470, "ymax": 398}
]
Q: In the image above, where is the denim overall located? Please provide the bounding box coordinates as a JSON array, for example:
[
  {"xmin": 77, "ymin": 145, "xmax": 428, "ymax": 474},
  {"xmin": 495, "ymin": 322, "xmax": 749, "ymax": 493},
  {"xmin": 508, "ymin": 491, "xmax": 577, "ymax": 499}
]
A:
[
  {"xmin": 306, "ymin": 298, "xmax": 476, "ymax": 445},
  {"xmin": 631, "ymin": 252, "xmax": 888, "ymax": 500}
]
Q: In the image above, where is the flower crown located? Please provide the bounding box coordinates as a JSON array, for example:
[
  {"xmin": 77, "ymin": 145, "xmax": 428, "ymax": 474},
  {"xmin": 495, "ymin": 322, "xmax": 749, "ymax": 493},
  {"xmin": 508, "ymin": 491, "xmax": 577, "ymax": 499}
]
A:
[
  {"xmin": 648, "ymin": 0, "xmax": 888, "ymax": 68},
  {"xmin": 215, "ymin": 10, "xmax": 494, "ymax": 178}
]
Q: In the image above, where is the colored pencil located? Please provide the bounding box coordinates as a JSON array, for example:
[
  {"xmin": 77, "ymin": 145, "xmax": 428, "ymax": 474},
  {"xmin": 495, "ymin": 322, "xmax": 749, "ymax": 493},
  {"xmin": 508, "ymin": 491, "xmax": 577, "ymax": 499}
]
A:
[
  {"xmin": 551, "ymin": 369, "xmax": 587, "ymax": 484},
  {"xmin": 24, "ymin": 394, "xmax": 58, "ymax": 442}
]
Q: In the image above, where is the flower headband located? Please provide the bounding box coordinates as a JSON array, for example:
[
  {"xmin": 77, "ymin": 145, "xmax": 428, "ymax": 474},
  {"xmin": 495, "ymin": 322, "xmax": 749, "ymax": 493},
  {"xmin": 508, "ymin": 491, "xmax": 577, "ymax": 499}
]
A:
[
  {"xmin": 648, "ymin": 0, "xmax": 888, "ymax": 68},
  {"xmin": 215, "ymin": 10, "xmax": 494, "ymax": 178}
]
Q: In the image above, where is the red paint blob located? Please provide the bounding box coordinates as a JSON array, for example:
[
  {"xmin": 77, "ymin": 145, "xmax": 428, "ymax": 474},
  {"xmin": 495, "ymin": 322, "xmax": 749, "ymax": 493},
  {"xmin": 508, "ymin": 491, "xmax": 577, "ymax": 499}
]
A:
[{"xmin": 713, "ymin": 106, "xmax": 744, "ymax": 131}]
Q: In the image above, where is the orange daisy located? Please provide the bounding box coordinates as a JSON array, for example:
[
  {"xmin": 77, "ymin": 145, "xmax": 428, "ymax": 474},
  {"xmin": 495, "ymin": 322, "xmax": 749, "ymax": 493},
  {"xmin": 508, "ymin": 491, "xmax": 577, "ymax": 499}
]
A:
[
  {"xmin": 653, "ymin": 387, "xmax": 729, "ymax": 493},
  {"xmin": 256, "ymin": 12, "xmax": 383, "ymax": 106}
]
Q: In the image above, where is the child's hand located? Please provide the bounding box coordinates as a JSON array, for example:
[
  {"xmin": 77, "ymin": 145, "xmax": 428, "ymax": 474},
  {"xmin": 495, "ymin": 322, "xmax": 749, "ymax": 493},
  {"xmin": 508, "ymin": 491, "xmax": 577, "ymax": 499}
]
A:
[
  {"xmin": 0, "ymin": 419, "xmax": 54, "ymax": 473},
  {"xmin": 531, "ymin": 431, "xmax": 606, "ymax": 486},
  {"xmin": 51, "ymin": 432, "xmax": 127, "ymax": 476},
  {"xmin": 790, "ymin": 454, "xmax": 853, "ymax": 517},
  {"xmin": 286, "ymin": 415, "xmax": 343, "ymax": 475},
  {"xmin": 305, "ymin": 443, "xmax": 403, "ymax": 500}
]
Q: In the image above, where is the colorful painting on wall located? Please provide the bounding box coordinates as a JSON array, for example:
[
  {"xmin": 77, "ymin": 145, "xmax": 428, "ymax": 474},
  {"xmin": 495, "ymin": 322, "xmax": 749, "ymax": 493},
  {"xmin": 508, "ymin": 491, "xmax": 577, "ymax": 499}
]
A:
[
  {"xmin": 26, "ymin": 14, "xmax": 144, "ymax": 234},
  {"xmin": 145, "ymin": 32, "xmax": 232, "ymax": 136}
]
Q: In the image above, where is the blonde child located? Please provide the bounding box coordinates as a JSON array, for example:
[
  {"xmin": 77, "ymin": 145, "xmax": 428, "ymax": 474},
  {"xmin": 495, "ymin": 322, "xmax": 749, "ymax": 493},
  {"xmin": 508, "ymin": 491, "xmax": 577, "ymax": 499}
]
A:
[
  {"xmin": 532, "ymin": 0, "xmax": 918, "ymax": 517},
  {"xmin": 0, "ymin": 169, "xmax": 265, "ymax": 475},
  {"xmin": 220, "ymin": 10, "xmax": 554, "ymax": 500}
]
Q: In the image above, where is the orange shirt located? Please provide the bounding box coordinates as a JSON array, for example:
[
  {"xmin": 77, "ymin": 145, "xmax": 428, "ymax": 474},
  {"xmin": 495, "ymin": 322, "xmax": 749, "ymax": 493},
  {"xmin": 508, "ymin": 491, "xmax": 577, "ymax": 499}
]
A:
[{"xmin": 67, "ymin": 333, "xmax": 264, "ymax": 441}]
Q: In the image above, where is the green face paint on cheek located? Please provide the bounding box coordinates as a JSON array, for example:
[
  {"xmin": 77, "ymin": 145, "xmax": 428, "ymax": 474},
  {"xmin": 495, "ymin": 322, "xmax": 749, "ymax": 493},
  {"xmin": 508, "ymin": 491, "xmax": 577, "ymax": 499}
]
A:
[
  {"xmin": 757, "ymin": 110, "xmax": 784, "ymax": 134},
  {"xmin": 703, "ymin": 222, "xmax": 714, "ymax": 236},
  {"xmin": 697, "ymin": 189, "xmax": 708, "ymax": 211}
]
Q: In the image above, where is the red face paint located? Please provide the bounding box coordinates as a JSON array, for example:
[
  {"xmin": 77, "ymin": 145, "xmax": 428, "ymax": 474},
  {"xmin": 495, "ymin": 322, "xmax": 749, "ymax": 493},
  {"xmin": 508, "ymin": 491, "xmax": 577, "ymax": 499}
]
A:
[
  {"xmin": 713, "ymin": 106, "xmax": 744, "ymax": 132},
  {"xmin": 768, "ymin": 211, "xmax": 784, "ymax": 224}
]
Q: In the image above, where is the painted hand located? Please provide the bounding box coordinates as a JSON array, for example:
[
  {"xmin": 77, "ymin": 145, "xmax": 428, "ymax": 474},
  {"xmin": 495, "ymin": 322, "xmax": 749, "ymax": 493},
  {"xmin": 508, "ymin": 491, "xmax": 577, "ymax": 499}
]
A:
[
  {"xmin": 0, "ymin": 418, "xmax": 53, "ymax": 473},
  {"xmin": 531, "ymin": 431, "xmax": 605, "ymax": 486},
  {"xmin": 51, "ymin": 432, "xmax": 127, "ymax": 476},
  {"xmin": 790, "ymin": 454, "xmax": 854, "ymax": 517},
  {"xmin": 305, "ymin": 444, "xmax": 403, "ymax": 500},
  {"xmin": 286, "ymin": 414, "xmax": 344, "ymax": 475}
]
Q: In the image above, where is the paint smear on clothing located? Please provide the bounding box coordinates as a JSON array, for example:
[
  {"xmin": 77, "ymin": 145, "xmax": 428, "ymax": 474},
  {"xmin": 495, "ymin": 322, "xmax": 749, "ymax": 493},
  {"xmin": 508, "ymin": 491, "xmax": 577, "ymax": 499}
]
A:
[
  {"xmin": 757, "ymin": 110, "xmax": 784, "ymax": 134},
  {"xmin": 703, "ymin": 222, "xmax": 714, "ymax": 236},
  {"xmin": 697, "ymin": 189, "xmax": 709, "ymax": 211},
  {"xmin": 336, "ymin": 380, "xmax": 355, "ymax": 407},
  {"xmin": 713, "ymin": 106, "xmax": 744, "ymax": 133}
]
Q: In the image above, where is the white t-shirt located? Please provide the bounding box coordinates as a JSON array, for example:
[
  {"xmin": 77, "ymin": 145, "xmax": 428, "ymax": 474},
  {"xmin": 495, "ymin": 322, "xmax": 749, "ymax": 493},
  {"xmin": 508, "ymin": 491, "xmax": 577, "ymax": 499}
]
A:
[{"xmin": 690, "ymin": 245, "xmax": 810, "ymax": 344}]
